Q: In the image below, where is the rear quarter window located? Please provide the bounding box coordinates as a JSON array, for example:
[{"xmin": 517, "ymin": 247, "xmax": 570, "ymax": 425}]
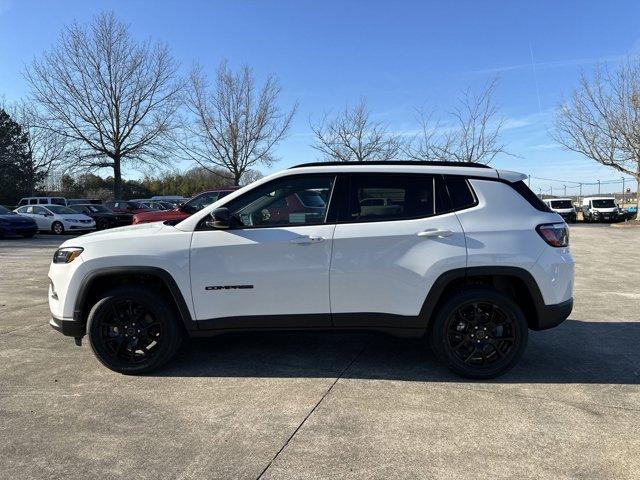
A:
[{"xmin": 510, "ymin": 181, "xmax": 552, "ymax": 212}]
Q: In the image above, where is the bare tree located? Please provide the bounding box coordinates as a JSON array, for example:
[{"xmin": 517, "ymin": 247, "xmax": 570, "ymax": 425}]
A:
[
  {"xmin": 177, "ymin": 61, "xmax": 296, "ymax": 186},
  {"xmin": 311, "ymin": 99, "xmax": 402, "ymax": 162},
  {"xmin": 25, "ymin": 11, "xmax": 182, "ymax": 198},
  {"xmin": 11, "ymin": 102, "xmax": 71, "ymax": 194},
  {"xmin": 406, "ymin": 78, "xmax": 507, "ymax": 164},
  {"xmin": 554, "ymin": 60, "xmax": 640, "ymax": 213}
]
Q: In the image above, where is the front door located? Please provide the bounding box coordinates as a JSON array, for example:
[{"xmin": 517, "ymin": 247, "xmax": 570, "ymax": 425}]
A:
[
  {"xmin": 330, "ymin": 173, "xmax": 467, "ymax": 328},
  {"xmin": 190, "ymin": 174, "xmax": 337, "ymax": 329}
]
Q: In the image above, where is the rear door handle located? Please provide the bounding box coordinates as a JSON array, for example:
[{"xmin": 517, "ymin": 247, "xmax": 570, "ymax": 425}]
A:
[
  {"xmin": 416, "ymin": 229, "xmax": 454, "ymax": 238},
  {"xmin": 290, "ymin": 235, "xmax": 325, "ymax": 245}
]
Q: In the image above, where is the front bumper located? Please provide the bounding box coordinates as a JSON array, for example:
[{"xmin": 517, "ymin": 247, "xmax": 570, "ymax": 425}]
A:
[
  {"xmin": 50, "ymin": 315, "xmax": 85, "ymax": 337},
  {"xmin": 531, "ymin": 297, "xmax": 573, "ymax": 331}
]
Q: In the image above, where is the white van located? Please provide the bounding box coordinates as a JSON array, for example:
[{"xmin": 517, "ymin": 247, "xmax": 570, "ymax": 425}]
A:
[
  {"xmin": 18, "ymin": 196, "xmax": 67, "ymax": 207},
  {"xmin": 543, "ymin": 198, "xmax": 576, "ymax": 223},
  {"xmin": 581, "ymin": 197, "xmax": 620, "ymax": 223}
]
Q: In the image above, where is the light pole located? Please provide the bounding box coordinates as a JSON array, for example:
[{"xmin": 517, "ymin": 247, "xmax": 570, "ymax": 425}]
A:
[
  {"xmin": 563, "ymin": 184, "xmax": 567, "ymax": 197},
  {"xmin": 579, "ymin": 183, "xmax": 582, "ymax": 203},
  {"xmin": 550, "ymin": 185, "xmax": 553, "ymax": 196},
  {"xmin": 597, "ymin": 179, "xmax": 601, "ymax": 195},
  {"xmin": 622, "ymin": 177, "xmax": 625, "ymax": 206}
]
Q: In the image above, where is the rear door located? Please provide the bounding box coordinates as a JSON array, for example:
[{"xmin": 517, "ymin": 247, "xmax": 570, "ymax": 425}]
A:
[{"xmin": 330, "ymin": 173, "xmax": 467, "ymax": 328}]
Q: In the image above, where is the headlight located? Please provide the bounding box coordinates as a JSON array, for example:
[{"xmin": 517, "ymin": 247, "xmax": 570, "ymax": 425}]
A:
[
  {"xmin": 53, "ymin": 247, "xmax": 83, "ymax": 264},
  {"xmin": 67, "ymin": 219, "xmax": 79, "ymax": 223}
]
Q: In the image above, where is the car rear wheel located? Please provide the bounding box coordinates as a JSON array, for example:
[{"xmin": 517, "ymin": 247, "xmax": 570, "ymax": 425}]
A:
[
  {"xmin": 51, "ymin": 221, "xmax": 64, "ymax": 235},
  {"xmin": 86, "ymin": 285, "xmax": 183, "ymax": 374},
  {"xmin": 429, "ymin": 288, "xmax": 528, "ymax": 379}
]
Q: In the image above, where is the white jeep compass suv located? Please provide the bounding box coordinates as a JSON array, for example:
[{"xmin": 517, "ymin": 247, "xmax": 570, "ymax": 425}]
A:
[{"xmin": 48, "ymin": 162, "xmax": 574, "ymax": 379}]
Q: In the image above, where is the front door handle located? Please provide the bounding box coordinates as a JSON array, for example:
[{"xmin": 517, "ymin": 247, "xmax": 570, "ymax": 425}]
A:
[
  {"xmin": 290, "ymin": 235, "xmax": 325, "ymax": 245},
  {"xmin": 416, "ymin": 229, "xmax": 454, "ymax": 238}
]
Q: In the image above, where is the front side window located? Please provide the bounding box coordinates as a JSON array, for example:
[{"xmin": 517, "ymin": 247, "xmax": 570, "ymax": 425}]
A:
[
  {"xmin": 343, "ymin": 174, "xmax": 446, "ymax": 222},
  {"xmin": 225, "ymin": 175, "xmax": 335, "ymax": 228}
]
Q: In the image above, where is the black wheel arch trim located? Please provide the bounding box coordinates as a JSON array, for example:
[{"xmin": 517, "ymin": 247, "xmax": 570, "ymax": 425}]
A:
[
  {"xmin": 72, "ymin": 266, "xmax": 195, "ymax": 333},
  {"xmin": 419, "ymin": 266, "xmax": 570, "ymax": 331}
]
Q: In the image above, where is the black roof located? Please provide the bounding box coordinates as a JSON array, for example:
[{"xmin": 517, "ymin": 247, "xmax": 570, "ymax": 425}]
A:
[{"xmin": 290, "ymin": 161, "xmax": 491, "ymax": 169}]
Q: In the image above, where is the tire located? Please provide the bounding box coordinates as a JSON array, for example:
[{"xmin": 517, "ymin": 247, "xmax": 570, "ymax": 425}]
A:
[
  {"xmin": 86, "ymin": 285, "xmax": 183, "ymax": 374},
  {"xmin": 97, "ymin": 218, "xmax": 110, "ymax": 230},
  {"xmin": 429, "ymin": 288, "xmax": 528, "ymax": 379},
  {"xmin": 51, "ymin": 221, "xmax": 64, "ymax": 235}
]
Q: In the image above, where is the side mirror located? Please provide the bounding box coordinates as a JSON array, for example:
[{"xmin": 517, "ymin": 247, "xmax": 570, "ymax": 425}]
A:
[{"xmin": 211, "ymin": 207, "xmax": 230, "ymax": 229}]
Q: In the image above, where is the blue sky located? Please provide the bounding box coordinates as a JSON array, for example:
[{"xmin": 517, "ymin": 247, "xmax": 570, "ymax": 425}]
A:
[{"xmin": 1, "ymin": 0, "xmax": 639, "ymax": 195}]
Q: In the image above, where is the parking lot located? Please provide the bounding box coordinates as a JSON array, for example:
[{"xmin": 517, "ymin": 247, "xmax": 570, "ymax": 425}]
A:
[{"xmin": 0, "ymin": 225, "xmax": 638, "ymax": 480}]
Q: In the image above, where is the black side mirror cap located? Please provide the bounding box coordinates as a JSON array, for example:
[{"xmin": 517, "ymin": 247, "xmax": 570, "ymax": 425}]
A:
[{"xmin": 211, "ymin": 207, "xmax": 230, "ymax": 229}]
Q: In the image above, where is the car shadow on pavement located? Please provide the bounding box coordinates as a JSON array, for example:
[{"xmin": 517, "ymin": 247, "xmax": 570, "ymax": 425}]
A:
[{"xmin": 156, "ymin": 320, "xmax": 640, "ymax": 384}]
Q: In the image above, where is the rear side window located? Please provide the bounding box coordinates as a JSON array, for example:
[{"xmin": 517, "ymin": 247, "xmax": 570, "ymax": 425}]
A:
[
  {"xmin": 343, "ymin": 174, "xmax": 447, "ymax": 222},
  {"xmin": 51, "ymin": 198, "xmax": 66, "ymax": 206},
  {"xmin": 444, "ymin": 176, "xmax": 477, "ymax": 210},
  {"xmin": 510, "ymin": 181, "xmax": 552, "ymax": 212}
]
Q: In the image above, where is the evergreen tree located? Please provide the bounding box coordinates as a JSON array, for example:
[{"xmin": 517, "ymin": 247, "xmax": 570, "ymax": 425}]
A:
[{"xmin": 0, "ymin": 108, "xmax": 39, "ymax": 205}]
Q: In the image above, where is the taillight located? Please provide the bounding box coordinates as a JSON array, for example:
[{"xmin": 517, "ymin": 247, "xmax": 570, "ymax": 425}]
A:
[{"xmin": 536, "ymin": 223, "xmax": 569, "ymax": 247}]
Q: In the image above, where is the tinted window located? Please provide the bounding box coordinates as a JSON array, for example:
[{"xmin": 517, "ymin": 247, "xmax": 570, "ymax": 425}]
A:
[
  {"xmin": 38, "ymin": 199, "xmax": 48, "ymax": 204},
  {"xmin": 510, "ymin": 181, "xmax": 552, "ymax": 212},
  {"xmin": 18, "ymin": 199, "xmax": 27, "ymax": 206},
  {"xmin": 226, "ymin": 175, "xmax": 335, "ymax": 227},
  {"xmin": 29, "ymin": 199, "xmax": 37, "ymax": 204},
  {"xmin": 344, "ymin": 174, "xmax": 443, "ymax": 222},
  {"xmin": 51, "ymin": 198, "xmax": 66, "ymax": 206},
  {"xmin": 444, "ymin": 176, "xmax": 477, "ymax": 210}
]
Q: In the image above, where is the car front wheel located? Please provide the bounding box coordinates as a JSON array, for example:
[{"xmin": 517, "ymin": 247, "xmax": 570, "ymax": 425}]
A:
[
  {"xmin": 51, "ymin": 221, "xmax": 64, "ymax": 235},
  {"xmin": 429, "ymin": 288, "xmax": 528, "ymax": 379},
  {"xmin": 86, "ymin": 285, "xmax": 183, "ymax": 374}
]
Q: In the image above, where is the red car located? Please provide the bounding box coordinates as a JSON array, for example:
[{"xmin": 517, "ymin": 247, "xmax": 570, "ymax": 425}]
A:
[{"xmin": 132, "ymin": 188, "xmax": 239, "ymax": 224}]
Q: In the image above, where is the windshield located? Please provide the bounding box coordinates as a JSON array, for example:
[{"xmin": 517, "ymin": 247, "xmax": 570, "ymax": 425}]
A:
[
  {"xmin": 550, "ymin": 200, "xmax": 573, "ymax": 209},
  {"xmin": 46, "ymin": 205, "xmax": 77, "ymax": 214},
  {"xmin": 127, "ymin": 202, "xmax": 145, "ymax": 209},
  {"xmin": 592, "ymin": 199, "xmax": 616, "ymax": 208},
  {"xmin": 0, "ymin": 205, "xmax": 15, "ymax": 214},
  {"xmin": 87, "ymin": 205, "xmax": 110, "ymax": 213}
]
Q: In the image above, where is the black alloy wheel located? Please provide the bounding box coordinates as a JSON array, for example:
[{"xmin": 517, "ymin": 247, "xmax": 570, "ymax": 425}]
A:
[
  {"xmin": 430, "ymin": 288, "xmax": 528, "ymax": 379},
  {"xmin": 87, "ymin": 286, "xmax": 183, "ymax": 374},
  {"xmin": 52, "ymin": 221, "xmax": 64, "ymax": 235}
]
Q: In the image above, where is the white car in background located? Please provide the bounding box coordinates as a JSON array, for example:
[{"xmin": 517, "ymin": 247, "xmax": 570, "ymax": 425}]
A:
[{"xmin": 14, "ymin": 204, "xmax": 96, "ymax": 235}]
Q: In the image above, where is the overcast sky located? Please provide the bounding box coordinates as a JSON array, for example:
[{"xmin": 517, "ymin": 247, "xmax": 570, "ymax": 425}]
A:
[{"xmin": 1, "ymin": 0, "xmax": 639, "ymax": 194}]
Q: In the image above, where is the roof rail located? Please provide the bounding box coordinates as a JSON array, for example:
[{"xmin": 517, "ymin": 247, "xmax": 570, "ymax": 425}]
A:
[{"xmin": 289, "ymin": 160, "xmax": 491, "ymax": 169}]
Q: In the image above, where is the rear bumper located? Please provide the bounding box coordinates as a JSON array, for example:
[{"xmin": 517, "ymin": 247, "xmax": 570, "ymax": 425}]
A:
[
  {"xmin": 531, "ymin": 297, "xmax": 573, "ymax": 331},
  {"xmin": 50, "ymin": 316, "xmax": 85, "ymax": 337}
]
